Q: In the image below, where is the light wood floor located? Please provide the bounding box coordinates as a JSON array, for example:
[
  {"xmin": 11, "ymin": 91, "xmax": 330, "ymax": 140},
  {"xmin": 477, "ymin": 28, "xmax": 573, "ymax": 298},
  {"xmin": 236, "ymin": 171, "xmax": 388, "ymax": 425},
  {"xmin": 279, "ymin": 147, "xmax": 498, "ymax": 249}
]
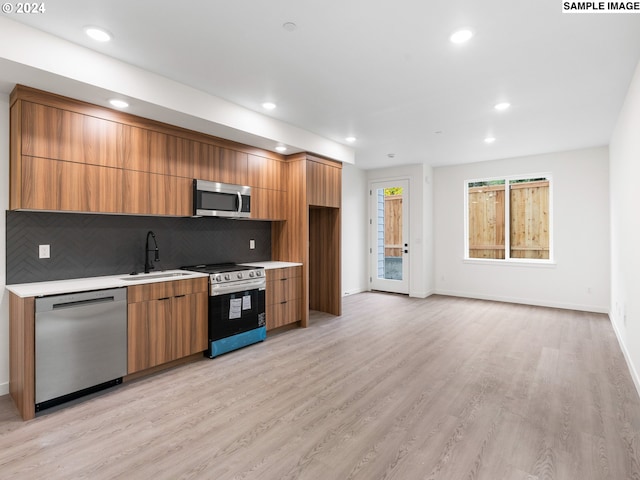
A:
[{"xmin": 1, "ymin": 293, "xmax": 640, "ymax": 479}]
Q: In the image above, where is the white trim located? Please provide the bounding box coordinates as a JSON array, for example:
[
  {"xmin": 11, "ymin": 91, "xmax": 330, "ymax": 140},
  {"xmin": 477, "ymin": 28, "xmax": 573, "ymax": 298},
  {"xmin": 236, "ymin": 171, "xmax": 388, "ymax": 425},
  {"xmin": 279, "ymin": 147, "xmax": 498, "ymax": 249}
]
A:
[
  {"xmin": 343, "ymin": 288, "xmax": 367, "ymax": 297},
  {"xmin": 409, "ymin": 290, "xmax": 433, "ymax": 299},
  {"xmin": 0, "ymin": 382, "xmax": 8, "ymax": 397},
  {"xmin": 434, "ymin": 288, "xmax": 609, "ymax": 314},
  {"xmin": 609, "ymin": 313, "xmax": 640, "ymax": 400},
  {"xmin": 463, "ymin": 259, "xmax": 557, "ymax": 268}
]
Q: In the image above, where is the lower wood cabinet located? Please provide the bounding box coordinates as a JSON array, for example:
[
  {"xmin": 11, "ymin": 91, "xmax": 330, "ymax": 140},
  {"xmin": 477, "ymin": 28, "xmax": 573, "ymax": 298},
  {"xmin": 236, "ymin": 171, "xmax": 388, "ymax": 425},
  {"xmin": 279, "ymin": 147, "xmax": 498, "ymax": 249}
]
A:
[
  {"xmin": 265, "ymin": 266, "xmax": 302, "ymax": 330},
  {"xmin": 127, "ymin": 277, "xmax": 208, "ymax": 373}
]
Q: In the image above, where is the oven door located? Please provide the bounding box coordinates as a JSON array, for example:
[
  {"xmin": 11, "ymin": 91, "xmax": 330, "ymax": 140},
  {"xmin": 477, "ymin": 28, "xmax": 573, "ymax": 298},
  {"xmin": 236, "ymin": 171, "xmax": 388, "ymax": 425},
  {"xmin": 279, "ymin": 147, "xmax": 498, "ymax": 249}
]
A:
[{"xmin": 208, "ymin": 287, "xmax": 265, "ymax": 341}]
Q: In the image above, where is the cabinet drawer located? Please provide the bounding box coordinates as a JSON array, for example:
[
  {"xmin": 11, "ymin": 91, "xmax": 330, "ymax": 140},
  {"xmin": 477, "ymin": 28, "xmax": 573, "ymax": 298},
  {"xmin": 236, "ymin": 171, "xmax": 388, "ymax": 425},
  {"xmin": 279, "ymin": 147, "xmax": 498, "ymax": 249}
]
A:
[
  {"xmin": 266, "ymin": 299, "xmax": 301, "ymax": 330},
  {"xmin": 266, "ymin": 266, "xmax": 302, "ymax": 282},
  {"xmin": 127, "ymin": 277, "xmax": 208, "ymax": 303},
  {"xmin": 267, "ymin": 277, "xmax": 301, "ymax": 305}
]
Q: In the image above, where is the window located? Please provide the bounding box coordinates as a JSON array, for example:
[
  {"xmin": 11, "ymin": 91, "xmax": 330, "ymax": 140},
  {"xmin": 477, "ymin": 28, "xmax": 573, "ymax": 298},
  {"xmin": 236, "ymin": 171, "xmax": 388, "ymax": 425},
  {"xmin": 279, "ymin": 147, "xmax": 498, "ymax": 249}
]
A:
[{"xmin": 465, "ymin": 175, "xmax": 552, "ymax": 261}]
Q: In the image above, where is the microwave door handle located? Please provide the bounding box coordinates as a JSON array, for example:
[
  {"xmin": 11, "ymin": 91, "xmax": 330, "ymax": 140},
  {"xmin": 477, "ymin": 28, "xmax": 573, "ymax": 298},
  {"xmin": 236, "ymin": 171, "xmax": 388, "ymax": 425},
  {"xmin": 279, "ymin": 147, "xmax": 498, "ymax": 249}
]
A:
[{"xmin": 237, "ymin": 192, "xmax": 242, "ymax": 213}]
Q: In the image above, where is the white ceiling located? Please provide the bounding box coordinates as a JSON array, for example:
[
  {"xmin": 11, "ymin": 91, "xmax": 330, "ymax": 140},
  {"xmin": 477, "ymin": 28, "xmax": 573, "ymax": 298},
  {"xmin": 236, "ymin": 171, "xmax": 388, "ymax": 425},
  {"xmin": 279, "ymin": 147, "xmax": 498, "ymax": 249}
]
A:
[{"xmin": 4, "ymin": 0, "xmax": 640, "ymax": 169}]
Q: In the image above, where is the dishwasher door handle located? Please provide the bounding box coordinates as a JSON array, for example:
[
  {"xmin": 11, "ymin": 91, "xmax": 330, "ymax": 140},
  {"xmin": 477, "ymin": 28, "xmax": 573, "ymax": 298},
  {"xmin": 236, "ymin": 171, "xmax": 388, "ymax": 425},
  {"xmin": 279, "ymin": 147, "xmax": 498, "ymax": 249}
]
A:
[{"xmin": 52, "ymin": 296, "xmax": 115, "ymax": 310}]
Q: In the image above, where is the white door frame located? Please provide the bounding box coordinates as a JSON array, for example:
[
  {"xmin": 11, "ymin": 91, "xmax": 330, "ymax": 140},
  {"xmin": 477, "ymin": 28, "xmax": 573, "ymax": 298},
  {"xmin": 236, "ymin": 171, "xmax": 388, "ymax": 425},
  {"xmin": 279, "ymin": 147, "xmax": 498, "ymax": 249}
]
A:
[{"xmin": 369, "ymin": 179, "xmax": 410, "ymax": 294}]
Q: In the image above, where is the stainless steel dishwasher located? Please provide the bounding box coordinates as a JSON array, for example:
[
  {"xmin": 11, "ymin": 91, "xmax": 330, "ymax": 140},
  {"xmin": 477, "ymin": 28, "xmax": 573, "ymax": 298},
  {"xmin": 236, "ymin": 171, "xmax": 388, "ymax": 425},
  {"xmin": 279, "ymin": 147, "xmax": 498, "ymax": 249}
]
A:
[{"xmin": 35, "ymin": 287, "xmax": 128, "ymax": 412}]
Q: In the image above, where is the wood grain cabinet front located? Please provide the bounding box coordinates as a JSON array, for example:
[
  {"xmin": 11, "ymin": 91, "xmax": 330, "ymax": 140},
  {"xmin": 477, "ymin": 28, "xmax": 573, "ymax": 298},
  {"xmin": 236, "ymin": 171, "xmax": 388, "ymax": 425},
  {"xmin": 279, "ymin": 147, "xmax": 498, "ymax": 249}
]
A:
[
  {"xmin": 265, "ymin": 267, "xmax": 302, "ymax": 331},
  {"xmin": 127, "ymin": 278, "xmax": 207, "ymax": 374}
]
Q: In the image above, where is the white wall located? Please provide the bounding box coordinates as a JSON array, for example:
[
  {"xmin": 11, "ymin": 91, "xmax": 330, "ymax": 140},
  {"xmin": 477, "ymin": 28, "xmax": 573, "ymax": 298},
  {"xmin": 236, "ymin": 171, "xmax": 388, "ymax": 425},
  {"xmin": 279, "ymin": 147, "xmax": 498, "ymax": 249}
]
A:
[
  {"xmin": 610, "ymin": 59, "xmax": 640, "ymax": 392},
  {"xmin": 434, "ymin": 147, "xmax": 610, "ymax": 313},
  {"xmin": 341, "ymin": 163, "xmax": 369, "ymax": 296},
  {"xmin": 1, "ymin": 93, "xmax": 9, "ymax": 395},
  {"xmin": 367, "ymin": 164, "xmax": 431, "ymax": 298}
]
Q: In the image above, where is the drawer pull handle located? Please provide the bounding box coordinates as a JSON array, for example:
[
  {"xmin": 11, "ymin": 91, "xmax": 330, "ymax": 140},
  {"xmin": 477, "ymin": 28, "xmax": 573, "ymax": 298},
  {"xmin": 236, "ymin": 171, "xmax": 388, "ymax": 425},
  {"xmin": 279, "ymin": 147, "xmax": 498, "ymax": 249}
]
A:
[
  {"xmin": 174, "ymin": 295, "xmax": 186, "ymax": 298},
  {"xmin": 280, "ymin": 278, "xmax": 288, "ymax": 281},
  {"xmin": 159, "ymin": 297, "xmax": 171, "ymax": 301},
  {"xmin": 280, "ymin": 301, "xmax": 288, "ymax": 305}
]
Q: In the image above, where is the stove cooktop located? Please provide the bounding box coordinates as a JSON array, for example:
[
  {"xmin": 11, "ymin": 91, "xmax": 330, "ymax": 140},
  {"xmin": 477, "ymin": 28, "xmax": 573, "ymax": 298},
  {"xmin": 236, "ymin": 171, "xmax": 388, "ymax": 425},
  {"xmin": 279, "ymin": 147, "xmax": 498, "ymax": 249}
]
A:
[{"xmin": 181, "ymin": 263, "xmax": 259, "ymax": 274}]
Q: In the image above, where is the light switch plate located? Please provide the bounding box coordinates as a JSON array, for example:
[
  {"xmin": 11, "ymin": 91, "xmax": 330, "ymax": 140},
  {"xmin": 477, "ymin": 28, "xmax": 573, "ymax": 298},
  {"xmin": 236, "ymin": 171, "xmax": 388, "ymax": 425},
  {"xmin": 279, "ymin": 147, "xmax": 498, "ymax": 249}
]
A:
[
  {"xmin": 249, "ymin": 239, "xmax": 255, "ymax": 249},
  {"xmin": 39, "ymin": 244, "xmax": 50, "ymax": 259}
]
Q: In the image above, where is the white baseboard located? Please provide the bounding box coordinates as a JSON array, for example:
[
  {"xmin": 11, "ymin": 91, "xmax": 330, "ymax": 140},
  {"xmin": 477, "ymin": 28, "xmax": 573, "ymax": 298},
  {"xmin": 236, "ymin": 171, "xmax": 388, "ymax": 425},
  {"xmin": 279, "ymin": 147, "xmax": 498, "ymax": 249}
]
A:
[
  {"xmin": 434, "ymin": 289, "xmax": 609, "ymax": 314},
  {"xmin": 0, "ymin": 381, "xmax": 8, "ymax": 397},
  {"xmin": 609, "ymin": 312, "xmax": 640, "ymax": 400},
  {"xmin": 410, "ymin": 290, "xmax": 433, "ymax": 299},
  {"xmin": 343, "ymin": 288, "xmax": 367, "ymax": 297}
]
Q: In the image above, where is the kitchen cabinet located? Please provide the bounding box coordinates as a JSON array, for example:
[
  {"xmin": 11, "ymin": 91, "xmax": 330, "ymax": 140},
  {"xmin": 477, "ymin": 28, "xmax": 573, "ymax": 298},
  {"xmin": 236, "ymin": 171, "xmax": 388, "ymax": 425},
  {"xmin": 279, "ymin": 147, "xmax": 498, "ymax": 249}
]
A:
[
  {"xmin": 10, "ymin": 85, "xmax": 283, "ymax": 217},
  {"xmin": 248, "ymin": 154, "xmax": 286, "ymax": 191},
  {"xmin": 307, "ymin": 157, "xmax": 341, "ymax": 208},
  {"xmin": 265, "ymin": 266, "xmax": 302, "ymax": 330},
  {"xmin": 122, "ymin": 170, "xmax": 192, "ymax": 216},
  {"xmin": 20, "ymin": 156, "xmax": 123, "ymax": 213},
  {"xmin": 127, "ymin": 277, "xmax": 208, "ymax": 374},
  {"xmin": 20, "ymin": 101, "xmax": 122, "ymax": 169},
  {"xmin": 272, "ymin": 154, "xmax": 342, "ymax": 326},
  {"xmin": 250, "ymin": 188, "xmax": 286, "ymax": 220}
]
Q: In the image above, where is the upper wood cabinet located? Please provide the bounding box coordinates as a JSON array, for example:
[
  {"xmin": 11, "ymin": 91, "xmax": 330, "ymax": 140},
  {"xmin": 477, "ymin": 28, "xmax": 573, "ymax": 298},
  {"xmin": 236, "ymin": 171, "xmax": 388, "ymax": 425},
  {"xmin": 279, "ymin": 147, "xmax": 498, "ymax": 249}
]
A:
[
  {"xmin": 248, "ymin": 154, "xmax": 286, "ymax": 191},
  {"xmin": 9, "ymin": 85, "xmax": 289, "ymax": 217},
  {"xmin": 20, "ymin": 156, "xmax": 123, "ymax": 213},
  {"xmin": 306, "ymin": 157, "xmax": 341, "ymax": 208},
  {"xmin": 21, "ymin": 101, "xmax": 122, "ymax": 169}
]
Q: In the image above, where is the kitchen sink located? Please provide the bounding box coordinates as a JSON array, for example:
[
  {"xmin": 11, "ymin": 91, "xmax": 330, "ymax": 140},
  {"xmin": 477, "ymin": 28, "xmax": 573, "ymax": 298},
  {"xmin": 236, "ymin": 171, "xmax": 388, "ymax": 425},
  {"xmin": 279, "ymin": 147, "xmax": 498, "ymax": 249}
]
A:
[{"xmin": 120, "ymin": 272, "xmax": 196, "ymax": 281}]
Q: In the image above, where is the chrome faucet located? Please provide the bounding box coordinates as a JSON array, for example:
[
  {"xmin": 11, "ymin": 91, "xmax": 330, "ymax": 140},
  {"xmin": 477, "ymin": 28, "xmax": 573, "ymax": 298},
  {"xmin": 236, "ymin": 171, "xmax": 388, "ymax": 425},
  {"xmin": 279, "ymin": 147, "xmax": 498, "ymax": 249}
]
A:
[{"xmin": 144, "ymin": 231, "xmax": 160, "ymax": 273}]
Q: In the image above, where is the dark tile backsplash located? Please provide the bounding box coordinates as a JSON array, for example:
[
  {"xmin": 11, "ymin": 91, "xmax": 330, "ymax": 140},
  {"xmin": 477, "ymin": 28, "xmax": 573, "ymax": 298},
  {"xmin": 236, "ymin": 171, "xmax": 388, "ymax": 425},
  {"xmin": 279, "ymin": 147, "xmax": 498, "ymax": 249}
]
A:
[{"xmin": 6, "ymin": 211, "xmax": 272, "ymax": 284}]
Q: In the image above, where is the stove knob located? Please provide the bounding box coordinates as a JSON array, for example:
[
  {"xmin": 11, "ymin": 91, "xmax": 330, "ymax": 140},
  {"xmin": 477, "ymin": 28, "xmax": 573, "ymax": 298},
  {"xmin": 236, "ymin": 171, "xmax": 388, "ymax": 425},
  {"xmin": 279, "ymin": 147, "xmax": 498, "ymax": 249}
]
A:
[
  {"xmin": 256, "ymin": 270, "xmax": 262, "ymax": 276},
  {"xmin": 224, "ymin": 274, "xmax": 230, "ymax": 281},
  {"xmin": 215, "ymin": 275, "xmax": 222, "ymax": 282},
  {"xmin": 237, "ymin": 273, "xmax": 243, "ymax": 279},
  {"xmin": 249, "ymin": 272, "xmax": 255, "ymax": 277}
]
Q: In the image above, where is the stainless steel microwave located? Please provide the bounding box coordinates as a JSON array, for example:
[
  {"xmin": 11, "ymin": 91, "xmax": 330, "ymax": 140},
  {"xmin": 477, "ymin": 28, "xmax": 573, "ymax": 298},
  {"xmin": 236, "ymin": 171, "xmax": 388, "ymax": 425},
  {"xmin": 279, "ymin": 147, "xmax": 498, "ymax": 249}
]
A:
[{"xmin": 193, "ymin": 179, "xmax": 251, "ymax": 218}]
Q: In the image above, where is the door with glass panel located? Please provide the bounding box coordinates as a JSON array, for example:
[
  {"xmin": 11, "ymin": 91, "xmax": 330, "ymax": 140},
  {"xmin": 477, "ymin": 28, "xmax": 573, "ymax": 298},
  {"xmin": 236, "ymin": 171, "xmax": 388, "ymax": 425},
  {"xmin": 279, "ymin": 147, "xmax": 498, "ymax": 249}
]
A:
[{"xmin": 369, "ymin": 180, "xmax": 409, "ymax": 294}]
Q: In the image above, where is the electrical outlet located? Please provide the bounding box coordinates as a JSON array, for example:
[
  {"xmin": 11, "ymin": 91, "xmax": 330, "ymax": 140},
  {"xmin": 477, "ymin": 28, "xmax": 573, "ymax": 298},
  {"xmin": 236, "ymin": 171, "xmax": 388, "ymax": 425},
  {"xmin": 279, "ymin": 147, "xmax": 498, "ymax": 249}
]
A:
[
  {"xmin": 39, "ymin": 244, "xmax": 50, "ymax": 259},
  {"xmin": 249, "ymin": 239, "xmax": 255, "ymax": 249}
]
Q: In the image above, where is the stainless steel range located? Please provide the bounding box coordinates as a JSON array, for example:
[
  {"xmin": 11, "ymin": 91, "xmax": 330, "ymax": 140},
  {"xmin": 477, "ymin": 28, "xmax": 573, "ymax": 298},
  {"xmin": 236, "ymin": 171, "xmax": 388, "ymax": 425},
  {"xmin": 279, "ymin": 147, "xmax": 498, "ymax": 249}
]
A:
[{"xmin": 182, "ymin": 263, "xmax": 266, "ymax": 357}]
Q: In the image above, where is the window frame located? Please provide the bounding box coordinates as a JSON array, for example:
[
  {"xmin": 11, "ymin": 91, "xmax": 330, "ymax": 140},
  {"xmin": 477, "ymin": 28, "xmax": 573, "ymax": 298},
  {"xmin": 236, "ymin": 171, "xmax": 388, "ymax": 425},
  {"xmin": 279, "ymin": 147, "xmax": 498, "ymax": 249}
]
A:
[{"xmin": 463, "ymin": 173, "xmax": 554, "ymax": 265}]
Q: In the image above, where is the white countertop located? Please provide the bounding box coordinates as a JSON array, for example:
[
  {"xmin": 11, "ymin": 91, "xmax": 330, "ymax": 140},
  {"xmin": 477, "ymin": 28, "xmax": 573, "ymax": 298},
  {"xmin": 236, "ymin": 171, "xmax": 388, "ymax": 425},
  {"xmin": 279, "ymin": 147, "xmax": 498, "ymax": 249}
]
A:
[
  {"xmin": 5, "ymin": 270, "xmax": 209, "ymax": 298},
  {"xmin": 240, "ymin": 261, "xmax": 303, "ymax": 270}
]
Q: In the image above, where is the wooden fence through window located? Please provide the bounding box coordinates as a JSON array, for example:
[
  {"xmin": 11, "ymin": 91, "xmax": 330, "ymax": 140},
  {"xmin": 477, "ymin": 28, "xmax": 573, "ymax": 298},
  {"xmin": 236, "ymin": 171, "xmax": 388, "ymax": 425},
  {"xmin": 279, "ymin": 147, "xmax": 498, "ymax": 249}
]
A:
[
  {"xmin": 384, "ymin": 195, "xmax": 403, "ymax": 257},
  {"xmin": 468, "ymin": 180, "xmax": 549, "ymax": 259}
]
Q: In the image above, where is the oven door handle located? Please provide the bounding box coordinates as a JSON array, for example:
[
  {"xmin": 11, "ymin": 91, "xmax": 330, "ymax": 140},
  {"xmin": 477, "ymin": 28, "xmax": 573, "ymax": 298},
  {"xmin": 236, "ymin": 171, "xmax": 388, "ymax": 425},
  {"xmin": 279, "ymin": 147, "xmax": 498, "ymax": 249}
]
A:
[
  {"xmin": 237, "ymin": 192, "xmax": 242, "ymax": 214},
  {"xmin": 211, "ymin": 280, "xmax": 266, "ymax": 296}
]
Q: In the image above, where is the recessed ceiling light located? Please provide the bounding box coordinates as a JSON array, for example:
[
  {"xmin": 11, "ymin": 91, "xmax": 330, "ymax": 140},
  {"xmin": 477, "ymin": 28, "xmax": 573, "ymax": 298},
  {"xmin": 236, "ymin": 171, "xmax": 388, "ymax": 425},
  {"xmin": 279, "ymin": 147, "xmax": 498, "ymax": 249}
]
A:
[
  {"xmin": 275, "ymin": 145, "xmax": 287, "ymax": 152},
  {"xmin": 494, "ymin": 102, "xmax": 511, "ymax": 111},
  {"xmin": 109, "ymin": 99, "xmax": 129, "ymax": 109},
  {"xmin": 450, "ymin": 29, "xmax": 473, "ymax": 44},
  {"xmin": 345, "ymin": 136, "xmax": 357, "ymax": 143},
  {"xmin": 84, "ymin": 26, "xmax": 112, "ymax": 42},
  {"xmin": 484, "ymin": 137, "xmax": 496, "ymax": 144},
  {"xmin": 283, "ymin": 22, "xmax": 297, "ymax": 32},
  {"xmin": 262, "ymin": 102, "xmax": 276, "ymax": 110},
  {"xmin": 387, "ymin": 153, "xmax": 396, "ymax": 158}
]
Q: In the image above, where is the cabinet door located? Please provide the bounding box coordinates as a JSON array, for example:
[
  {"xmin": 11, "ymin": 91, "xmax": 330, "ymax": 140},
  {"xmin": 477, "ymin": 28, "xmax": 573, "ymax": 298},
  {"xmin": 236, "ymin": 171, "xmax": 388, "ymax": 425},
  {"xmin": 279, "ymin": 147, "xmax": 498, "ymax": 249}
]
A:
[
  {"xmin": 128, "ymin": 298, "xmax": 172, "ymax": 373},
  {"xmin": 171, "ymin": 292, "xmax": 208, "ymax": 358},
  {"xmin": 210, "ymin": 147, "xmax": 248, "ymax": 185},
  {"xmin": 248, "ymin": 154, "xmax": 285, "ymax": 190},
  {"xmin": 307, "ymin": 160, "xmax": 341, "ymax": 208},
  {"xmin": 21, "ymin": 156, "xmax": 122, "ymax": 213},
  {"xmin": 21, "ymin": 101, "xmax": 121, "ymax": 168},
  {"xmin": 250, "ymin": 188, "xmax": 285, "ymax": 220}
]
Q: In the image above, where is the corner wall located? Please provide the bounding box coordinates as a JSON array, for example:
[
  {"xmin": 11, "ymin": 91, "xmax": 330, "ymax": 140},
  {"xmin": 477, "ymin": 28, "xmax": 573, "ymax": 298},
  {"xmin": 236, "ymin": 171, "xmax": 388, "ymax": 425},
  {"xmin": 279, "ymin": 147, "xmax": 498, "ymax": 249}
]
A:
[
  {"xmin": 341, "ymin": 163, "xmax": 368, "ymax": 296},
  {"xmin": 1, "ymin": 93, "xmax": 9, "ymax": 395},
  {"xmin": 610, "ymin": 59, "xmax": 640, "ymax": 393},
  {"xmin": 434, "ymin": 146, "xmax": 610, "ymax": 313}
]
